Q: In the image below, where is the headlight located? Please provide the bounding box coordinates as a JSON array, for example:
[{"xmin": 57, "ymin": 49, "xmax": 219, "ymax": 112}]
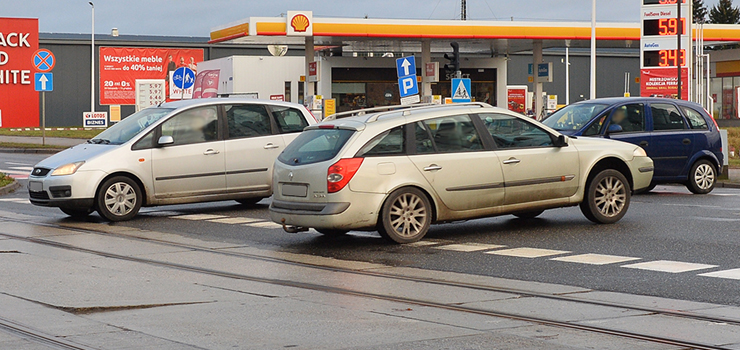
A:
[
  {"xmin": 51, "ymin": 161, "xmax": 85, "ymax": 176},
  {"xmin": 632, "ymin": 147, "xmax": 648, "ymax": 158}
]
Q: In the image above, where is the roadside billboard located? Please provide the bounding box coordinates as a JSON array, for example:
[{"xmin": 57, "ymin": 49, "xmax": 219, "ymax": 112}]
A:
[
  {"xmin": 640, "ymin": 68, "xmax": 689, "ymax": 100},
  {"xmin": 0, "ymin": 17, "xmax": 39, "ymax": 128},
  {"xmin": 99, "ymin": 47, "xmax": 204, "ymax": 105},
  {"xmin": 506, "ymin": 85, "xmax": 527, "ymax": 115}
]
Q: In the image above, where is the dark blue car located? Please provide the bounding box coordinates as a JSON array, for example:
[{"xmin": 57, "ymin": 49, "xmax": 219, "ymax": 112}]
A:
[{"xmin": 542, "ymin": 97, "xmax": 723, "ymax": 194}]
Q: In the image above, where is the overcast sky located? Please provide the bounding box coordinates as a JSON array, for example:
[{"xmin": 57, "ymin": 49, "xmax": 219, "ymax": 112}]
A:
[{"xmin": 1, "ymin": 0, "xmax": 726, "ymax": 37}]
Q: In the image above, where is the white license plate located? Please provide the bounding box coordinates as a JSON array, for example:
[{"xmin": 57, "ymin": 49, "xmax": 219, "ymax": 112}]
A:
[
  {"xmin": 282, "ymin": 183, "xmax": 308, "ymax": 197},
  {"xmin": 29, "ymin": 181, "xmax": 43, "ymax": 192}
]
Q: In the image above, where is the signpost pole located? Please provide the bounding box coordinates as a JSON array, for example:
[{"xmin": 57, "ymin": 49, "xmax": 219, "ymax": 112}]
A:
[
  {"xmin": 42, "ymin": 91, "xmax": 46, "ymax": 146},
  {"xmin": 676, "ymin": 0, "xmax": 682, "ymax": 100}
]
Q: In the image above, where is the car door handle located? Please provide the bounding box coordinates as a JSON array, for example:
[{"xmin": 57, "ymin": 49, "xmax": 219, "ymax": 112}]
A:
[
  {"xmin": 503, "ymin": 158, "xmax": 521, "ymax": 165},
  {"xmin": 639, "ymin": 141, "xmax": 649, "ymax": 147},
  {"xmin": 264, "ymin": 143, "xmax": 280, "ymax": 150},
  {"xmin": 424, "ymin": 164, "xmax": 442, "ymax": 171},
  {"xmin": 682, "ymin": 138, "xmax": 691, "ymax": 145},
  {"xmin": 203, "ymin": 149, "xmax": 220, "ymax": 155}
]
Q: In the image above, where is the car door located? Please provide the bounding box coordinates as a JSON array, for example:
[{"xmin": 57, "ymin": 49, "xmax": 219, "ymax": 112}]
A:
[
  {"xmin": 269, "ymin": 104, "xmax": 312, "ymax": 147},
  {"xmin": 407, "ymin": 114, "xmax": 506, "ymax": 211},
  {"xmin": 603, "ymin": 103, "xmax": 652, "ymax": 153},
  {"xmin": 223, "ymin": 104, "xmax": 286, "ymax": 193},
  {"xmin": 477, "ymin": 113, "xmax": 580, "ymax": 205},
  {"xmin": 648, "ymin": 102, "xmax": 694, "ymax": 178},
  {"xmin": 151, "ymin": 105, "xmax": 226, "ymax": 198}
]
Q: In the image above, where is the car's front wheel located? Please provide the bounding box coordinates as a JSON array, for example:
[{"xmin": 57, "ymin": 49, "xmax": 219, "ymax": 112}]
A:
[
  {"xmin": 580, "ymin": 169, "xmax": 631, "ymax": 224},
  {"xmin": 96, "ymin": 176, "xmax": 142, "ymax": 222},
  {"xmin": 378, "ymin": 187, "xmax": 432, "ymax": 244},
  {"xmin": 686, "ymin": 159, "xmax": 716, "ymax": 194}
]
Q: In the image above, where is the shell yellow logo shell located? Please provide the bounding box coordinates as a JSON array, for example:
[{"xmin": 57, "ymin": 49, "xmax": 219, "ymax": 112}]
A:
[{"xmin": 290, "ymin": 14, "xmax": 310, "ymax": 32}]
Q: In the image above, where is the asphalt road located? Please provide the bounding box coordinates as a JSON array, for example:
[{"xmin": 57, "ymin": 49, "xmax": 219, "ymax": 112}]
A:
[{"xmin": 3, "ymin": 152, "xmax": 740, "ymax": 306}]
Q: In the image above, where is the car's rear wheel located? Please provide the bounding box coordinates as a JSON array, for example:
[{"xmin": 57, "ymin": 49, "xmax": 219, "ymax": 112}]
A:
[
  {"xmin": 378, "ymin": 187, "xmax": 432, "ymax": 244},
  {"xmin": 513, "ymin": 210, "xmax": 544, "ymax": 219},
  {"xmin": 96, "ymin": 176, "xmax": 142, "ymax": 222},
  {"xmin": 59, "ymin": 207, "xmax": 93, "ymax": 219},
  {"xmin": 236, "ymin": 198, "xmax": 263, "ymax": 206},
  {"xmin": 315, "ymin": 229, "xmax": 349, "ymax": 236},
  {"xmin": 580, "ymin": 169, "xmax": 631, "ymax": 224},
  {"xmin": 686, "ymin": 159, "xmax": 716, "ymax": 194}
]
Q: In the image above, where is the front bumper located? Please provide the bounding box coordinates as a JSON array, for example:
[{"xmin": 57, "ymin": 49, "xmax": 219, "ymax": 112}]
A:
[
  {"xmin": 27, "ymin": 170, "xmax": 104, "ymax": 209},
  {"xmin": 269, "ymin": 192, "xmax": 386, "ymax": 231},
  {"xmin": 630, "ymin": 156, "xmax": 654, "ymax": 191}
]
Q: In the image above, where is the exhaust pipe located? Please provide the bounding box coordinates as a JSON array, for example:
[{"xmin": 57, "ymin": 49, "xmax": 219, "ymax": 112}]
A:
[{"xmin": 281, "ymin": 218, "xmax": 308, "ymax": 233}]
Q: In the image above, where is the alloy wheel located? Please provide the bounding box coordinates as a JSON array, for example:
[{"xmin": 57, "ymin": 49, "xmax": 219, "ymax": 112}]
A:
[
  {"xmin": 388, "ymin": 193, "xmax": 428, "ymax": 237},
  {"xmin": 593, "ymin": 175, "xmax": 626, "ymax": 218}
]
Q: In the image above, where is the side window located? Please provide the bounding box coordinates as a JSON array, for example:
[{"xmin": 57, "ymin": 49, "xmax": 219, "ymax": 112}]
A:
[
  {"xmin": 422, "ymin": 115, "xmax": 483, "ymax": 153},
  {"xmin": 357, "ymin": 127, "xmax": 405, "ymax": 157},
  {"xmin": 651, "ymin": 103, "xmax": 687, "ymax": 131},
  {"xmin": 225, "ymin": 104, "xmax": 273, "ymax": 139},
  {"xmin": 132, "ymin": 130, "xmax": 155, "ymax": 151},
  {"xmin": 607, "ymin": 104, "xmax": 645, "ymax": 133},
  {"xmin": 680, "ymin": 106, "xmax": 709, "ymax": 130},
  {"xmin": 160, "ymin": 106, "xmax": 218, "ymax": 146},
  {"xmin": 476, "ymin": 113, "xmax": 553, "ymax": 148},
  {"xmin": 414, "ymin": 122, "xmax": 435, "ymax": 154},
  {"xmin": 272, "ymin": 106, "xmax": 309, "ymax": 133}
]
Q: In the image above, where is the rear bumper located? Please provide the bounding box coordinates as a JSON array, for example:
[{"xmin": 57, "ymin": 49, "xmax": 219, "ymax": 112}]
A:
[{"xmin": 269, "ymin": 192, "xmax": 386, "ymax": 230}]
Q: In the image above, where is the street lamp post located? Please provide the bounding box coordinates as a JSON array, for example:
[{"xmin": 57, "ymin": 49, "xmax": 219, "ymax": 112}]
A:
[
  {"xmin": 590, "ymin": 0, "xmax": 596, "ymax": 100},
  {"xmin": 89, "ymin": 2, "xmax": 95, "ymax": 114}
]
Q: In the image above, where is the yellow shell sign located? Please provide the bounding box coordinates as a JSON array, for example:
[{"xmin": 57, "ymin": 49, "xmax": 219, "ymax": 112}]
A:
[
  {"xmin": 286, "ymin": 11, "xmax": 312, "ymax": 36},
  {"xmin": 291, "ymin": 14, "xmax": 310, "ymax": 32}
]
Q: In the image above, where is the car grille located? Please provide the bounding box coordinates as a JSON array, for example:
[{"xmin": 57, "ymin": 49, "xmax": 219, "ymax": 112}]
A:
[
  {"xmin": 31, "ymin": 167, "xmax": 51, "ymax": 177},
  {"xmin": 29, "ymin": 191, "xmax": 50, "ymax": 200}
]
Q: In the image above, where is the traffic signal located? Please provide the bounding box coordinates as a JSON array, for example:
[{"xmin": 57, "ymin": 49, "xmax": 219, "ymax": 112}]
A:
[{"xmin": 444, "ymin": 42, "xmax": 460, "ymax": 76}]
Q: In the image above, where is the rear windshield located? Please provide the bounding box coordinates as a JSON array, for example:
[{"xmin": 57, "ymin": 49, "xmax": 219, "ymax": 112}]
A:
[{"xmin": 278, "ymin": 129, "xmax": 355, "ymax": 165}]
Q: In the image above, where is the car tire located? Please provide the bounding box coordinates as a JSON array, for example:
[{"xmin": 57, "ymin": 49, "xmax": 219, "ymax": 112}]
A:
[
  {"xmin": 378, "ymin": 187, "xmax": 432, "ymax": 244},
  {"xmin": 686, "ymin": 159, "xmax": 716, "ymax": 194},
  {"xmin": 580, "ymin": 169, "xmax": 631, "ymax": 224},
  {"xmin": 59, "ymin": 207, "xmax": 93, "ymax": 219},
  {"xmin": 315, "ymin": 229, "xmax": 349, "ymax": 236},
  {"xmin": 513, "ymin": 210, "xmax": 544, "ymax": 219},
  {"xmin": 236, "ymin": 198, "xmax": 263, "ymax": 206},
  {"xmin": 96, "ymin": 176, "xmax": 142, "ymax": 222}
]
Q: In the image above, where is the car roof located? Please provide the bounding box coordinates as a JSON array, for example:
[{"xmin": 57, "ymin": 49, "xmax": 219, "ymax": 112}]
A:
[
  {"xmin": 159, "ymin": 97, "xmax": 308, "ymax": 110},
  {"xmin": 572, "ymin": 97, "xmax": 705, "ymax": 109}
]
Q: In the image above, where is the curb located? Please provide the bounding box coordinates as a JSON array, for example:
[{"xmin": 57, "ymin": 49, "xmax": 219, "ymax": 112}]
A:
[
  {"xmin": 717, "ymin": 181, "xmax": 740, "ymax": 189},
  {"xmin": 0, "ymin": 148, "xmax": 62, "ymax": 154},
  {"xmin": 0, "ymin": 180, "xmax": 21, "ymax": 196}
]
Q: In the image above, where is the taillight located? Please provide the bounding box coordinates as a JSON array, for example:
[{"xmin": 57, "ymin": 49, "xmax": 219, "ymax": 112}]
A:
[{"xmin": 327, "ymin": 158, "xmax": 364, "ymax": 193}]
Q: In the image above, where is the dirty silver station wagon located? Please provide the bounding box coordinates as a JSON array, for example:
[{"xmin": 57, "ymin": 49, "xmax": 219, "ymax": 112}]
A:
[{"xmin": 269, "ymin": 103, "xmax": 655, "ymax": 244}]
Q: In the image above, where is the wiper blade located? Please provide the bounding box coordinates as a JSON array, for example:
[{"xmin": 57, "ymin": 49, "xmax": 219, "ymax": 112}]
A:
[{"xmin": 90, "ymin": 138, "xmax": 111, "ymax": 144}]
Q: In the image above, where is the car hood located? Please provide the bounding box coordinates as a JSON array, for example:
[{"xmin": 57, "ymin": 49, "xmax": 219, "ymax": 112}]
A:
[{"xmin": 34, "ymin": 143, "xmax": 115, "ymax": 170}]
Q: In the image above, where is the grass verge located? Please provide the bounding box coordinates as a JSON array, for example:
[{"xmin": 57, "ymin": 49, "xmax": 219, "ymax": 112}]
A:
[
  {"xmin": 0, "ymin": 173, "xmax": 13, "ymax": 188},
  {"xmin": 0, "ymin": 128, "xmax": 103, "ymax": 139},
  {"xmin": 0, "ymin": 142, "xmax": 67, "ymax": 150},
  {"xmin": 727, "ymin": 127, "xmax": 740, "ymax": 169}
]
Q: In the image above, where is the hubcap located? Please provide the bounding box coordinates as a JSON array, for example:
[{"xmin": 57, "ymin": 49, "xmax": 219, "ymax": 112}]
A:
[
  {"xmin": 389, "ymin": 193, "xmax": 427, "ymax": 237},
  {"xmin": 104, "ymin": 182, "xmax": 136, "ymax": 216},
  {"xmin": 593, "ymin": 176, "xmax": 626, "ymax": 218},
  {"xmin": 694, "ymin": 164, "xmax": 715, "ymax": 190}
]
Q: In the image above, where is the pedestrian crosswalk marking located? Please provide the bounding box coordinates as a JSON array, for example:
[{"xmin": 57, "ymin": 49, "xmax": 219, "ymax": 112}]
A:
[
  {"xmin": 698, "ymin": 268, "xmax": 740, "ymax": 280},
  {"xmin": 551, "ymin": 253, "xmax": 640, "ymax": 265},
  {"xmin": 246, "ymin": 221, "xmax": 282, "ymax": 229},
  {"xmin": 452, "ymin": 80, "xmax": 470, "ymax": 100},
  {"xmin": 435, "ymin": 243, "xmax": 506, "ymax": 252},
  {"xmin": 621, "ymin": 260, "xmax": 717, "ymax": 273},
  {"xmin": 173, "ymin": 214, "xmax": 228, "ymax": 221},
  {"xmin": 486, "ymin": 247, "xmax": 570, "ymax": 258},
  {"xmin": 209, "ymin": 217, "xmax": 261, "ymax": 225}
]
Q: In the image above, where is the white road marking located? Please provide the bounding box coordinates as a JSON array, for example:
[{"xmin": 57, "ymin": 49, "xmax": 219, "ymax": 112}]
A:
[
  {"xmin": 9, "ymin": 166, "xmax": 33, "ymax": 171},
  {"xmin": 698, "ymin": 268, "xmax": 740, "ymax": 280},
  {"xmin": 486, "ymin": 247, "xmax": 570, "ymax": 258},
  {"xmin": 435, "ymin": 243, "xmax": 506, "ymax": 252},
  {"xmin": 0, "ymin": 169, "xmax": 30, "ymax": 175},
  {"xmin": 172, "ymin": 214, "xmax": 228, "ymax": 221},
  {"xmin": 0, "ymin": 198, "xmax": 29, "ymax": 204},
  {"xmin": 140, "ymin": 211, "xmax": 183, "ymax": 217},
  {"xmin": 4, "ymin": 162, "xmax": 31, "ymax": 166},
  {"xmin": 621, "ymin": 260, "xmax": 718, "ymax": 273},
  {"xmin": 406, "ymin": 241, "xmax": 444, "ymax": 247},
  {"xmin": 551, "ymin": 253, "xmax": 641, "ymax": 265},
  {"xmin": 245, "ymin": 221, "xmax": 282, "ymax": 229},
  {"xmin": 209, "ymin": 217, "xmax": 261, "ymax": 225}
]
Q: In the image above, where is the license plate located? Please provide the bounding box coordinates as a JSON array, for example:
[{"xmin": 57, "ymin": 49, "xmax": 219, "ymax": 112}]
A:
[
  {"xmin": 29, "ymin": 181, "xmax": 43, "ymax": 192},
  {"xmin": 282, "ymin": 183, "xmax": 308, "ymax": 197}
]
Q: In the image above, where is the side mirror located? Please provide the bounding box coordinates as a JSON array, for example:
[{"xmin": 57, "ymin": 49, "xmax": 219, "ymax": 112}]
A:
[
  {"xmin": 606, "ymin": 124, "xmax": 623, "ymax": 134},
  {"xmin": 157, "ymin": 135, "xmax": 174, "ymax": 146},
  {"xmin": 554, "ymin": 134, "xmax": 568, "ymax": 147}
]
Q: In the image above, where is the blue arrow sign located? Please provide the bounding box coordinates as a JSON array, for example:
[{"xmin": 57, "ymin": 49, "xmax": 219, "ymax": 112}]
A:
[
  {"xmin": 173, "ymin": 67, "xmax": 195, "ymax": 89},
  {"xmin": 398, "ymin": 75, "xmax": 419, "ymax": 98},
  {"xmin": 34, "ymin": 73, "xmax": 53, "ymax": 92},
  {"xmin": 396, "ymin": 56, "xmax": 416, "ymax": 78}
]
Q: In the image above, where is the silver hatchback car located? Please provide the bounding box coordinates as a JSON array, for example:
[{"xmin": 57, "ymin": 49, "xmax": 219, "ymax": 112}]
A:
[
  {"xmin": 269, "ymin": 103, "xmax": 654, "ymax": 243},
  {"xmin": 29, "ymin": 98, "xmax": 316, "ymax": 221}
]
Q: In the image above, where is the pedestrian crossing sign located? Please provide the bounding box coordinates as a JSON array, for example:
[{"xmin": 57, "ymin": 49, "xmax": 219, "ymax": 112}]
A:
[{"xmin": 451, "ymin": 78, "xmax": 471, "ymax": 103}]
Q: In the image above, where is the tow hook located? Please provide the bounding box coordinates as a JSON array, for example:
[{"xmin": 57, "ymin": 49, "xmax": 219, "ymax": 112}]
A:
[{"xmin": 281, "ymin": 218, "xmax": 308, "ymax": 233}]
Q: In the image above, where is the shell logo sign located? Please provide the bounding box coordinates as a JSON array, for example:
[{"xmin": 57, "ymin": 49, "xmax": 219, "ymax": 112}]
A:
[{"xmin": 286, "ymin": 11, "xmax": 313, "ymax": 36}]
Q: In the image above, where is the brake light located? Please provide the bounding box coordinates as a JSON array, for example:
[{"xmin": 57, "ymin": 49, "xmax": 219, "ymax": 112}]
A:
[
  {"xmin": 318, "ymin": 124, "xmax": 336, "ymax": 129},
  {"xmin": 327, "ymin": 158, "xmax": 364, "ymax": 193}
]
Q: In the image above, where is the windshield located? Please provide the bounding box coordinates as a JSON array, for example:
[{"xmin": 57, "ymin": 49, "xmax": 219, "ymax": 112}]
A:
[
  {"xmin": 278, "ymin": 129, "xmax": 355, "ymax": 166},
  {"xmin": 542, "ymin": 103, "xmax": 608, "ymax": 131},
  {"xmin": 89, "ymin": 108, "xmax": 174, "ymax": 145}
]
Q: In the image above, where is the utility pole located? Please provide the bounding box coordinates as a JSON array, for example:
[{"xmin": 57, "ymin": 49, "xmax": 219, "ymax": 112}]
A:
[
  {"xmin": 676, "ymin": 0, "xmax": 682, "ymax": 100},
  {"xmin": 461, "ymin": 0, "xmax": 467, "ymax": 20}
]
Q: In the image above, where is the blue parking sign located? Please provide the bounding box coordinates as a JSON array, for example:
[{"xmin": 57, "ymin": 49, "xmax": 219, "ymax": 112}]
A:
[{"xmin": 398, "ymin": 75, "xmax": 419, "ymax": 98}]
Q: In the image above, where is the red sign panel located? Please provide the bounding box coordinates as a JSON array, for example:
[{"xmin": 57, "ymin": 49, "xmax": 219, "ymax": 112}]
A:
[
  {"xmin": 506, "ymin": 87, "xmax": 527, "ymax": 114},
  {"xmin": 640, "ymin": 68, "xmax": 689, "ymax": 100},
  {"xmin": 99, "ymin": 47, "xmax": 204, "ymax": 105},
  {"xmin": 0, "ymin": 18, "xmax": 39, "ymax": 128}
]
